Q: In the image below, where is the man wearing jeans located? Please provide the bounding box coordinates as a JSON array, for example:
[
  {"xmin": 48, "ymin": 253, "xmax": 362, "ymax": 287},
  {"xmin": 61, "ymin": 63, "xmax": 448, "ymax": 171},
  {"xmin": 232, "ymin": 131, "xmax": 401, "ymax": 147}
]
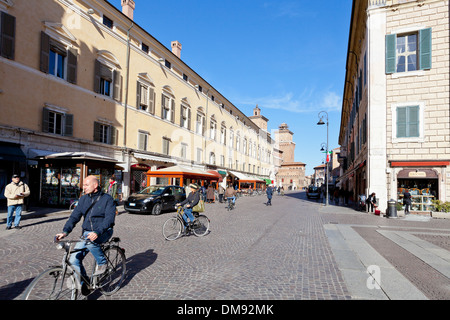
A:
[
  {"xmin": 4, "ymin": 174, "xmax": 30, "ymax": 230},
  {"xmin": 55, "ymin": 175, "xmax": 116, "ymax": 293}
]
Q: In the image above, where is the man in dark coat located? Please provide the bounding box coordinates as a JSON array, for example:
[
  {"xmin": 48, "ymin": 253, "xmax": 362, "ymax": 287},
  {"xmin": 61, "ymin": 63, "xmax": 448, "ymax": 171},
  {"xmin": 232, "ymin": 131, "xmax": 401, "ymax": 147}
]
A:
[{"xmin": 55, "ymin": 175, "xmax": 116, "ymax": 282}]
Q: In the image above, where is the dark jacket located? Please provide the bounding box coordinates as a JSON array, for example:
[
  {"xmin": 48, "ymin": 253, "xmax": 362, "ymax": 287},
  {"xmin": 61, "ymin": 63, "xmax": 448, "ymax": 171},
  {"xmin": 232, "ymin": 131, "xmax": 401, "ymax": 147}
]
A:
[
  {"xmin": 266, "ymin": 187, "xmax": 273, "ymax": 198},
  {"xmin": 180, "ymin": 191, "xmax": 200, "ymax": 208},
  {"xmin": 63, "ymin": 190, "xmax": 116, "ymax": 236},
  {"xmin": 403, "ymin": 192, "xmax": 412, "ymax": 205}
]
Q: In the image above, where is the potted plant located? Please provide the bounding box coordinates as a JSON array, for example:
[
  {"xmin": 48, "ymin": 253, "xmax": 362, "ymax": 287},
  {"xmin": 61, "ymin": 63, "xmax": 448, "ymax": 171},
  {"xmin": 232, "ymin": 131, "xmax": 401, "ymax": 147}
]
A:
[{"xmin": 430, "ymin": 200, "xmax": 450, "ymax": 219}]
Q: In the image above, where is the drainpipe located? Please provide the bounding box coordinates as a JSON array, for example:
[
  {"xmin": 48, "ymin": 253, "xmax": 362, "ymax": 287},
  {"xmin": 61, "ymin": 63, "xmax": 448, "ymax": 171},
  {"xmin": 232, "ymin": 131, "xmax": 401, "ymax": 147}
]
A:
[{"xmin": 123, "ymin": 22, "xmax": 134, "ymax": 146}]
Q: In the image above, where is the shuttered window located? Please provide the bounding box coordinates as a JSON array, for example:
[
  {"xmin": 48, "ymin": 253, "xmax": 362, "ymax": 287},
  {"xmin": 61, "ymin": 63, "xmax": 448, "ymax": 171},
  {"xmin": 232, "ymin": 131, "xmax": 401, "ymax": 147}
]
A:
[
  {"xmin": 396, "ymin": 106, "xmax": 419, "ymax": 138},
  {"xmin": 42, "ymin": 107, "xmax": 73, "ymax": 137},
  {"xmin": 0, "ymin": 11, "xmax": 15, "ymax": 60},
  {"xmin": 94, "ymin": 60, "xmax": 122, "ymax": 101},
  {"xmin": 93, "ymin": 121, "xmax": 117, "ymax": 145},
  {"xmin": 39, "ymin": 32, "xmax": 78, "ymax": 84},
  {"xmin": 136, "ymin": 81, "xmax": 155, "ymax": 114},
  {"xmin": 386, "ymin": 28, "xmax": 432, "ymax": 74}
]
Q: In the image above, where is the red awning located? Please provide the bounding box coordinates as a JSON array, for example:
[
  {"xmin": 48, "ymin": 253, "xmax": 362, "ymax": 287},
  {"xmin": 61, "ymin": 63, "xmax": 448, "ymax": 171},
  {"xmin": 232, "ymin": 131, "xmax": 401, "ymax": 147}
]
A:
[{"xmin": 207, "ymin": 170, "xmax": 223, "ymax": 182}]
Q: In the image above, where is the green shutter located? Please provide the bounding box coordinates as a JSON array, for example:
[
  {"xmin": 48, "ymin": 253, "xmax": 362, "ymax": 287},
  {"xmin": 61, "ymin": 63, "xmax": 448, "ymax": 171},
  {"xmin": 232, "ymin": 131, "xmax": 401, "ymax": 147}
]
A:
[
  {"xmin": 419, "ymin": 28, "xmax": 432, "ymax": 70},
  {"xmin": 385, "ymin": 34, "xmax": 396, "ymax": 74},
  {"xmin": 408, "ymin": 106, "xmax": 420, "ymax": 137},
  {"xmin": 396, "ymin": 107, "xmax": 407, "ymax": 138}
]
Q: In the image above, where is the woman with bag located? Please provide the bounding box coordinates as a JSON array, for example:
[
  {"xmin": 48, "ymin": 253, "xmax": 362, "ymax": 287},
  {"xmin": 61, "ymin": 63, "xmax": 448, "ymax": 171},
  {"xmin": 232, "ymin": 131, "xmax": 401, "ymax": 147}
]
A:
[{"xmin": 177, "ymin": 184, "xmax": 201, "ymax": 227}]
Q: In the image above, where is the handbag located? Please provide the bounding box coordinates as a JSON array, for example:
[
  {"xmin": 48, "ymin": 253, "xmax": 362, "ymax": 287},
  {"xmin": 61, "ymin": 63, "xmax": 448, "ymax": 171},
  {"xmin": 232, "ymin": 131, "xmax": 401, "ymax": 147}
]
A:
[{"xmin": 192, "ymin": 200, "xmax": 205, "ymax": 213}]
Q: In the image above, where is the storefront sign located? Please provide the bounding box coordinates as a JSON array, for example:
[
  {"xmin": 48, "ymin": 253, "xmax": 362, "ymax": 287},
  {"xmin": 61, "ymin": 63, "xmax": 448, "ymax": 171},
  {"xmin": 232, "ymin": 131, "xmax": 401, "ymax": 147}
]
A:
[{"xmin": 409, "ymin": 172, "xmax": 427, "ymax": 178}]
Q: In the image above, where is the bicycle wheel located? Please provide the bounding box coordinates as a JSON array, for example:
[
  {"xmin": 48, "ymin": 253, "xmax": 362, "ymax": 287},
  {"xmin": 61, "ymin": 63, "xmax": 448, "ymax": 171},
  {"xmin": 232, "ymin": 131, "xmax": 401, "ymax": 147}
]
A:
[
  {"xmin": 163, "ymin": 217, "xmax": 183, "ymax": 241},
  {"xmin": 22, "ymin": 266, "xmax": 78, "ymax": 300},
  {"xmin": 97, "ymin": 246, "xmax": 127, "ymax": 296},
  {"xmin": 192, "ymin": 215, "xmax": 210, "ymax": 237}
]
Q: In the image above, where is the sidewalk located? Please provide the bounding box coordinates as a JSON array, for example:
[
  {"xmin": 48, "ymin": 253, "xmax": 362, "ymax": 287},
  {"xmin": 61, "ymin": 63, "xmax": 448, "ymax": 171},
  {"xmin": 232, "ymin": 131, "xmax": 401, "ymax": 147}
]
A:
[{"xmin": 0, "ymin": 205, "xmax": 127, "ymax": 225}]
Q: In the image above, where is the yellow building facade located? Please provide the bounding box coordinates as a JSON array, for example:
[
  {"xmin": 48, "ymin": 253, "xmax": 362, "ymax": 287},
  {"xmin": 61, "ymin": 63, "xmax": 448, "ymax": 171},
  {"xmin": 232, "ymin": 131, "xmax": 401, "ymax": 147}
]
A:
[{"xmin": 0, "ymin": 0, "xmax": 275, "ymax": 205}]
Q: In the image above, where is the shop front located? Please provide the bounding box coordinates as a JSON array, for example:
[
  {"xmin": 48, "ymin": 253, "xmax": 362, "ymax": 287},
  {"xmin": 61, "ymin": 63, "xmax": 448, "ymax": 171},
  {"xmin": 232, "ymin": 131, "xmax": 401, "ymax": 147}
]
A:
[
  {"xmin": 146, "ymin": 165, "xmax": 218, "ymax": 190},
  {"xmin": 391, "ymin": 160, "xmax": 450, "ymax": 212},
  {"xmin": 228, "ymin": 171, "xmax": 266, "ymax": 191},
  {"xmin": 37, "ymin": 152, "xmax": 119, "ymax": 207}
]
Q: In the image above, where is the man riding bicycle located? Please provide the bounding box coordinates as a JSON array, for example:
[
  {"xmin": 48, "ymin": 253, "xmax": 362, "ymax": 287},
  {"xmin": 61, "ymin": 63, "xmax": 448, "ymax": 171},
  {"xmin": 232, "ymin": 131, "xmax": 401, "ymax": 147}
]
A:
[
  {"xmin": 55, "ymin": 175, "xmax": 116, "ymax": 292},
  {"xmin": 224, "ymin": 185, "xmax": 237, "ymax": 206},
  {"xmin": 176, "ymin": 183, "xmax": 200, "ymax": 227}
]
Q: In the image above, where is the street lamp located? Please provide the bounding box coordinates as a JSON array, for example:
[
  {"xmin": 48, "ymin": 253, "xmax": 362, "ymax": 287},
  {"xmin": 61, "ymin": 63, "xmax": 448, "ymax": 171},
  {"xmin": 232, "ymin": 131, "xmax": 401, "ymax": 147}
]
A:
[{"xmin": 317, "ymin": 111, "xmax": 329, "ymax": 206}]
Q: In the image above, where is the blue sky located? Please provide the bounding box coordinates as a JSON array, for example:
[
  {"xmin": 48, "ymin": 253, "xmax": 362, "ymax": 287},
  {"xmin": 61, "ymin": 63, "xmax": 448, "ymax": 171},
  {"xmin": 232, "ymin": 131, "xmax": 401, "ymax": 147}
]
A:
[{"xmin": 110, "ymin": 0, "xmax": 353, "ymax": 175}]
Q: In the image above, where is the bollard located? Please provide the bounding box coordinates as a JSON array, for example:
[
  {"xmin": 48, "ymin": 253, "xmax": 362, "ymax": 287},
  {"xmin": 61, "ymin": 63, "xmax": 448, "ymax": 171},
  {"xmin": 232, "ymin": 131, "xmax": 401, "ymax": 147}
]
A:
[{"xmin": 387, "ymin": 199, "xmax": 397, "ymax": 218}]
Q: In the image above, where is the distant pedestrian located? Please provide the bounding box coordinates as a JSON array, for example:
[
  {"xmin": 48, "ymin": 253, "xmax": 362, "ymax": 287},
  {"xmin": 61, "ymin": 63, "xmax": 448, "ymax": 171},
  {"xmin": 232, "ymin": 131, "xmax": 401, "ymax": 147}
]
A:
[
  {"xmin": 206, "ymin": 184, "xmax": 215, "ymax": 203},
  {"xmin": 266, "ymin": 185, "xmax": 274, "ymax": 206},
  {"xmin": 218, "ymin": 185, "xmax": 225, "ymax": 203},
  {"xmin": 366, "ymin": 192, "xmax": 376, "ymax": 213},
  {"xmin": 4, "ymin": 174, "xmax": 30, "ymax": 230},
  {"xmin": 403, "ymin": 189, "xmax": 412, "ymax": 215},
  {"xmin": 104, "ymin": 176, "xmax": 119, "ymax": 206}
]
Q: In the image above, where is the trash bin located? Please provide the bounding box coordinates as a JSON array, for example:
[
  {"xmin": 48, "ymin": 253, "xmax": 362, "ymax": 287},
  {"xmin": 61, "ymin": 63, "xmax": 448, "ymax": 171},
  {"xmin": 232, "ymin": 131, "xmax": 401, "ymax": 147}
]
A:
[{"xmin": 387, "ymin": 199, "xmax": 397, "ymax": 218}]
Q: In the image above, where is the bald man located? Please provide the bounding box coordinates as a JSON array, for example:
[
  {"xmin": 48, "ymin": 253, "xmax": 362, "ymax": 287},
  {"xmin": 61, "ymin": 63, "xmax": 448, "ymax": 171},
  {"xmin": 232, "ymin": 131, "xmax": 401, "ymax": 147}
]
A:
[{"xmin": 55, "ymin": 175, "xmax": 116, "ymax": 292}]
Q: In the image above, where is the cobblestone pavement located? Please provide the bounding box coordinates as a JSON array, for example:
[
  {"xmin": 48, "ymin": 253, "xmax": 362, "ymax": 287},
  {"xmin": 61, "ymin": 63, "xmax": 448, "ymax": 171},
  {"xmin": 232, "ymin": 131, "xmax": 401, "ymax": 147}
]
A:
[{"xmin": 1, "ymin": 191, "xmax": 449, "ymax": 301}]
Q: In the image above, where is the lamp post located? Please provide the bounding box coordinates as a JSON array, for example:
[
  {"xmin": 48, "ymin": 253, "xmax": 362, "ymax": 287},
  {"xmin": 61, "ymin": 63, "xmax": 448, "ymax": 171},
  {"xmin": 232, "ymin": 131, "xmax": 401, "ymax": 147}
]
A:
[{"xmin": 317, "ymin": 111, "xmax": 329, "ymax": 206}]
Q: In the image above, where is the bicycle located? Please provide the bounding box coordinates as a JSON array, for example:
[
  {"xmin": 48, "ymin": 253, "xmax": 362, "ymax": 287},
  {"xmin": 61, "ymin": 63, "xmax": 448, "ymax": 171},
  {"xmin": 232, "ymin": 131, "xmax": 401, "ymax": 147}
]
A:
[
  {"xmin": 22, "ymin": 237, "xmax": 126, "ymax": 300},
  {"xmin": 226, "ymin": 197, "xmax": 235, "ymax": 211},
  {"xmin": 162, "ymin": 205, "xmax": 210, "ymax": 241}
]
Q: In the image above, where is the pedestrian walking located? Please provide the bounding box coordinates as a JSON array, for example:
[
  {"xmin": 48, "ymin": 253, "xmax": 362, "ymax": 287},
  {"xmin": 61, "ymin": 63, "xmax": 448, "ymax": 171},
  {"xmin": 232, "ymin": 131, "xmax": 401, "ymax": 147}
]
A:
[
  {"xmin": 403, "ymin": 189, "xmax": 412, "ymax": 215},
  {"xmin": 104, "ymin": 176, "xmax": 119, "ymax": 206},
  {"xmin": 206, "ymin": 184, "xmax": 215, "ymax": 203},
  {"xmin": 4, "ymin": 174, "xmax": 30, "ymax": 230},
  {"xmin": 266, "ymin": 185, "xmax": 274, "ymax": 206},
  {"xmin": 218, "ymin": 184, "xmax": 225, "ymax": 203}
]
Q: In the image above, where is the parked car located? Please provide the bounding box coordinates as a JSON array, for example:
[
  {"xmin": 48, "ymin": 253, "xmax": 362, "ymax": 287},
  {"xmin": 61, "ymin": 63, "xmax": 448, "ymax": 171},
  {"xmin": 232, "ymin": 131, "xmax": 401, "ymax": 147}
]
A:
[
  {"xmin": 306, "ymin": 186, "xmax": 320, "ymax": 199},
  {"xmin": 124, "ymin": 185, "xmax": 186, "ymax": 215}
]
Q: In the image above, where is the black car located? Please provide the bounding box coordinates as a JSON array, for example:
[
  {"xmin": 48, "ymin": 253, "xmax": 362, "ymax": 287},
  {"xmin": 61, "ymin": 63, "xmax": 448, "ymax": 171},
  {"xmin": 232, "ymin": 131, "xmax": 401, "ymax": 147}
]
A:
[
  {"xmin": 306, "ymin": 186, "xmax": 320, "ymax": 199},
  {"xmin": 124, "ymin": 185, "xmax": 186, "ymax": 215}
]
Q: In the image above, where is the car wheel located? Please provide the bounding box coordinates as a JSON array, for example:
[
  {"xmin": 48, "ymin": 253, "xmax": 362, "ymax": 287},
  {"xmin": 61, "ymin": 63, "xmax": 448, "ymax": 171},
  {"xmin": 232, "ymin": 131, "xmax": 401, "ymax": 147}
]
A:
[{"xmin": 152, "ymin": 203, "xmax": 162, "ymax": 215}]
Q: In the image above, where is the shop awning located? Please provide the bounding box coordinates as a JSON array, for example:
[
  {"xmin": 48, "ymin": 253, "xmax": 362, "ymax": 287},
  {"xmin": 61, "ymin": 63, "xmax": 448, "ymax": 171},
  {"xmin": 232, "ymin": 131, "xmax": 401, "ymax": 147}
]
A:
[
  {"xmin": 0, "ymin": 144, "xmax": 26, "ymax": 162},
  {"xmin": 207, "ymin": 170, "xmax": 223, "ymax": 182},
  {"xmin": 146, "ymin": 165, "xmax": 217, "ymax": 186},
  {"xmin": 41, "ymin": 152, "xmax": 118, "ymax": 163},
  {"xmin": 229, "ymin": 171, "xmax": 265, "ymax": 183}
]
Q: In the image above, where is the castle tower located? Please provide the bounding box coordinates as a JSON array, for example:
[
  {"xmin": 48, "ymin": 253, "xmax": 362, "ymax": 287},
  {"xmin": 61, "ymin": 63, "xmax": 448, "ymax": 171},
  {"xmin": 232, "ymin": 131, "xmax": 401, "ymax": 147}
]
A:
[{"xmin": 249, "ymin": 105, "xmax": 268, "ymax": 131}]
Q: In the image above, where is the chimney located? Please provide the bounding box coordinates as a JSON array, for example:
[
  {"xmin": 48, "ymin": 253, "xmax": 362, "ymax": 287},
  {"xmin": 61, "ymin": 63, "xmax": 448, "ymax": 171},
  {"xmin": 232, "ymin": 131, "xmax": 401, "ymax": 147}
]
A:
[
  {"xmin": 171, "ymin": 41, "xmax": 182, "ymax": 58},
  {"xmin": 121, "ymin": 0, "xmax": 135, "ymax": 20}
]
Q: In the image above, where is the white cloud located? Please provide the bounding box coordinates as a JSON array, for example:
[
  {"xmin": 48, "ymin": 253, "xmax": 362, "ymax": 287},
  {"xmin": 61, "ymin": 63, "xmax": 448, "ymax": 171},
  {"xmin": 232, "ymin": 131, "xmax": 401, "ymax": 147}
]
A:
[{"xmin": 235, "ymin": 89, "xmax": 342, "ymax": 114}]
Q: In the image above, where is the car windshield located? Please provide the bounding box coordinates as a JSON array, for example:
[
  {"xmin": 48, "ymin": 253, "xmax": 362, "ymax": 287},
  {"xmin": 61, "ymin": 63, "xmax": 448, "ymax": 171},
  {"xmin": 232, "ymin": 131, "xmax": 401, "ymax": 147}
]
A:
[
  {"xmin": 139, "ymin": 186, "xmax": 166, "ymax": 195},
  {"xmin": 309, "ymin": 187, "xmax": 318, "ymax": 192}
]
